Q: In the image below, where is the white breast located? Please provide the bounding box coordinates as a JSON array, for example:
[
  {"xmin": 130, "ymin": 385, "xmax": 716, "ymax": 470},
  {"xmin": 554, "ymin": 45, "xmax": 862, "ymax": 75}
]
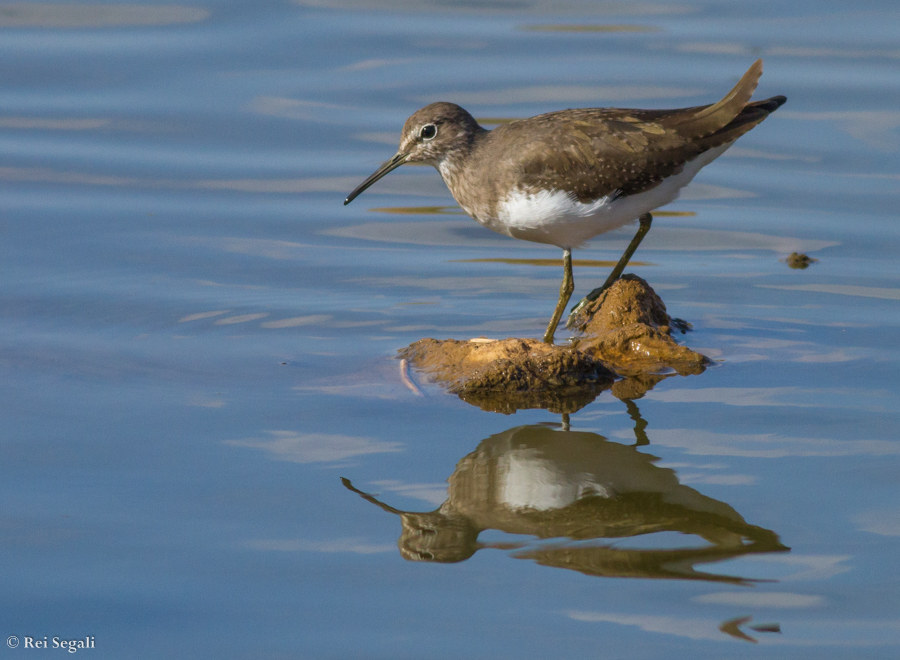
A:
[
  {"xmin": 488, "ymin": 142, "xmax": 734, "ymax": 249},
  {"xmin": 498, "ymin": 449, "xmax": 609, "ymax": 511}
]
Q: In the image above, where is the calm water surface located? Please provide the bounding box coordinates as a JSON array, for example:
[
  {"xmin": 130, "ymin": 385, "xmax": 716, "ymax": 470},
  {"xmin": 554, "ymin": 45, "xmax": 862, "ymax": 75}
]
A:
[{"xmin": 2, "ymin": 1, "xmax": 900, "ymax": 657}]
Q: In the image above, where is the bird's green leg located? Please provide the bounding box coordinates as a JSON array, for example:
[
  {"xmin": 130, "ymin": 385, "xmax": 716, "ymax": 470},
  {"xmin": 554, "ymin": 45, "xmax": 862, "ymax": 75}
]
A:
[
  {"xmin": 624, "ymin": 399, "xmax": 649, "ymax": 446},
  {"xmin": 566, "ymin": 212, "xmax": 653, "ymax": 327},
  {"xmin": 543, "ymin": 248, "xmax": 574, "ymax": 345}
]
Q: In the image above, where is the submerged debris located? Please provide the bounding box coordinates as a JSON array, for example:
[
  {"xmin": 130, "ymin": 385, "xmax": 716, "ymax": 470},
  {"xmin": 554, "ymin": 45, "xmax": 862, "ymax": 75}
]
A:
[
  {"xmin": 399, "ymin": 274, "xmax": 708, "ymax": 411},
  {"xmin": 785, "ymin": 252, "xmax": 817, "ymax": 269}
]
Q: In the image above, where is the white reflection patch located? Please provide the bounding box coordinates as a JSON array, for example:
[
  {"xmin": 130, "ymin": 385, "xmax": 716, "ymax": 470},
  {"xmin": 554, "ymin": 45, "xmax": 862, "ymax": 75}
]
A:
[
  {"xmin": 246, "ymin": 96, "xmax": 350, "ymax": 121},
  {"xmin": 324, "ymin": 220, "xmax": 838, "ymax": 253},
  {"xmin": 567, "ymin": 611, "xmax": 723, "ymax": 641},
  {"xmin": 0, "ymin": 117, "xmax": 110, "ymax": 130},
  {"xmin": 694, "ymin": 592, "xmax": 824, "ymax": 608},
  {"xmin": 780, "ymin": 110, "xmax": 900, "ymax": 150},
  {"xmin": 499, "ymin": 450, "xmax": 608, "ymax": 510},
  {"xmin": 613, "ymin": 428, "xmax": 900, "ymax": 458},
  {"xmin": 177, "ymin": 310, "xmax": 230, "ymax": 323},
  {"xmin": 424, "ymin": 85, "xmax": 704, "ymax": 106},
  {"xmin": 0, "ymin": 4, "xmax": 209, "ymax": 27},
  {"xmin": 679, "ymin": 473, "xmax": 756, "ymax": 485},
  {"xmin": 740, "ymin": 554, "xmax": 853, "ymax": 582},
  {"xmin": 225, "ymin": 431, "xmax": 402, "ymax": 464},
  {"xmin": 644, "ymin": 387, "xmax": 894, "ymax": 412},
  {"xmin": 214, "ymin": 313, "xmax": 269, "ymax": 325},
  {"xmin": 759, "ymin": 284, "xmax": 900, "ymax": 301},
  {"xmin": 855, "ymin": 509, "xmax": 900, "ymax": 536},
  {"xmin": 368, "ymin": 479, "xmax": 448, "ymax": 506},
  {"xmin": 260, "ymin": 315, "xmax": 332, "ymax": 329},
  {"xmin": 570, "ymin": 609, "xmax": 900, "ymax": 646}
]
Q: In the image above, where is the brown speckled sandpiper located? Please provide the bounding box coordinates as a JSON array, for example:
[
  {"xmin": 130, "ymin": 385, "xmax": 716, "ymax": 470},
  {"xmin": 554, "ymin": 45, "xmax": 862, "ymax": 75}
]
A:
[{"xmin": 345, "ymin": 60, "xmax": 785, "ymax": 344}]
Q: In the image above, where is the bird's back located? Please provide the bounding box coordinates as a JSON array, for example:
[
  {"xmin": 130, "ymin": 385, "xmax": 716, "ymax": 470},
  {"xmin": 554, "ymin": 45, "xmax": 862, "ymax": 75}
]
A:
[{"xmin": 449, "ymin": 60, "xmax": 784, "ymax": 238}]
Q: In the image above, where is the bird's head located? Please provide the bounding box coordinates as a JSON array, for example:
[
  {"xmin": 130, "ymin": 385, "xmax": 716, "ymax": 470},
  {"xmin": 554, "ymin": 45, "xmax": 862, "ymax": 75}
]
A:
[{"xmin": 344, "ymin": 102, "xmax": 482, "ymax": 205}]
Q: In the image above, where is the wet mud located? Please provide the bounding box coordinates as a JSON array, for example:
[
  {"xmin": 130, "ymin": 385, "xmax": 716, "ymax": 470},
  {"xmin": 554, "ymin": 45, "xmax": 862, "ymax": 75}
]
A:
[
  {"xmin": 399, "ymin": 337, "xmax": 616, "ymax": 414},
  {"xmin": 399, "ymin": 274, "xmax": 709, "ymax": 411},
  {"xmin": 570, "ymin": 274, "xmax": 709, "ymax": 377},
  {"xmin": 785, "ymin": 252, "xmax": 817, "ymax": 269}
]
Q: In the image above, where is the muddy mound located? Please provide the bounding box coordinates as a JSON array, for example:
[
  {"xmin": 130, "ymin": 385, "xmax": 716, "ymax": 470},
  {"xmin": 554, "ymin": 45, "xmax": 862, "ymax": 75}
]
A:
[
  {"xmin": 569, "ymin": 273, "xmax": 672, "ymax": 334},
  {"xmin": 399, "ymin": 275, "xmax": 708, "ymax": 411},
  {"xmin": 399, "ymin": 338, "xmax": 615, "ymax": 413},
  {"xmin": 571, "ymin": 275, "xmax": 708, "ymax": 377},
  {"xmin": 785, "ymin": 252, "xmax": 817, "ymax": 269}
]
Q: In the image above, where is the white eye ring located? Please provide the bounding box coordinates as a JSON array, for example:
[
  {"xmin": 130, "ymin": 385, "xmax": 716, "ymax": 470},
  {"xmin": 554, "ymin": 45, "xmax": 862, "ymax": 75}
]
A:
[{"xmin": 420, "ymin": 124, "xmax": 437, "ymax": 140}]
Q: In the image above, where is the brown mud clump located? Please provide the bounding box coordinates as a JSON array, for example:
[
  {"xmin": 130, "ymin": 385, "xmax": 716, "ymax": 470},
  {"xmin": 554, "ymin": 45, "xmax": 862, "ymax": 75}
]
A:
[
  {"xmin": 399, "ymin": 338, "xmax": 615, "ymax": 414},
  {"xmin": 785, "ymin": 252, "xmax": 817, "ymax": 269},
  {"xmin": 569, "ymin": 274, "xmax": 709, "ymax": 377},
  {"xmin": 399, "ymin": 275, "xmax": 708, "ymax": 411}
]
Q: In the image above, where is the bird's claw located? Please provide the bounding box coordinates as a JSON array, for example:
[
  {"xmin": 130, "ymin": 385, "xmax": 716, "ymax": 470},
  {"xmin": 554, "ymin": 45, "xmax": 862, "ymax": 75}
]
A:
[{"xmin": 565, "ymin": 297, "xmax": 591, "ymax": 330}]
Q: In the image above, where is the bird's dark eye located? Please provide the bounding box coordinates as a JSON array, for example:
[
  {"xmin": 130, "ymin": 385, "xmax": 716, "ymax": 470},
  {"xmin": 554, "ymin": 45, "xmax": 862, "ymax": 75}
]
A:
[{"xmin": 420, "ymin": 124, "xmax": 437, "ymax": 140}]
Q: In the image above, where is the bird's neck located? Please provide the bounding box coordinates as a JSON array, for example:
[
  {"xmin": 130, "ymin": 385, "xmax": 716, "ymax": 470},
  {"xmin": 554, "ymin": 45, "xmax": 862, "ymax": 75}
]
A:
[{"xmin": 436, "ymin": 128, "xmax": 489, "ymax": 217}]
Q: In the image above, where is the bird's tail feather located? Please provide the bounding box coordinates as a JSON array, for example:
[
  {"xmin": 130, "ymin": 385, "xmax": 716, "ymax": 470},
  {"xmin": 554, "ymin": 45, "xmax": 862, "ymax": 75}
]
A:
[
  {"xmin": 662, "ymin": 59, "xmax": 764, "ymax": 139},
  {"xmin": 696, "ymin": 94, "xmax": 787, "ymax": 151}
]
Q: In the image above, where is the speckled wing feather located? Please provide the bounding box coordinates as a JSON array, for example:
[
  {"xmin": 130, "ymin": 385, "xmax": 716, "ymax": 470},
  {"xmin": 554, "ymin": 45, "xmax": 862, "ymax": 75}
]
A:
[{"xmin": 485, "ymin": 59, "xmax": 782, "ymax": 203}]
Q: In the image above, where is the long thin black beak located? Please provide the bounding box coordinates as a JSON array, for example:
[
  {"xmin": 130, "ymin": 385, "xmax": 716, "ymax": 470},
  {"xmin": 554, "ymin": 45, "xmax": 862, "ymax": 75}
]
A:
[
  {"xmin": 344, "ymin": 152, "xmax": 408, "ymax": 205},
  {"xmin": 341, "ymin": 477, "xmax": 403, "ymax": 515}
]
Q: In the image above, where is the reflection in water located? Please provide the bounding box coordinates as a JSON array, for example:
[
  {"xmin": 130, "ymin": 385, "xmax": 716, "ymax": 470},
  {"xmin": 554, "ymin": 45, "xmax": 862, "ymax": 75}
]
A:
[
  {"xmin": 760, "ymin": 283, "xmax": 900, "ymax": 301},
  {"xmin": 520, "ymin": 24, "xmax": 661, "ymax": 32},
  {"xmin": 452, "ymin": 366, "xmax": 671, "ymax": 416},
  {"xmin": 450, "ymin": 257, "xmax": 653, "ymax": 267},
  {"xmin": 0, "ymin": 117, "xmax": 110, "ymax": 130},
  {"xmin": 720, "ymin": 616, "xmax": 757, "ymax": 643},
  {"xmin": 718, "ymin": 615, "xmax": 782, "ymax": 643},
  {"xmin": 369, "ymin": 206, "xmax": 464, "ymax": 215},
  {"xmin": 457, "ymin": 381, "xmax": 610, "ymax": 415},
  {"xmin": 344, "ymin": 422, "xmax": 788, "ymax": 584},
  {"xmin": 247, "ymin": 96, "xmax": 352, "ymax": 121},
  {"xmin": 434, "ymin": 84, "xmax": 703, "ymax": 106},
  {"xmin": 624, "ymin": 399, "xmax": 650, "ymax": 446},
  {"xmin": 324, "ymin": 219, "xmax": 839, "ymax": 252},
  {"xmin": 292, "ymin": 0, "xmax": 695, "ymax": 16},
  {"xmin": 672, "ymin": 41, "xmax": 900, "ymax": 62},
  {"xmin": 780, "ymin": 110, "xmax": 900, "ymax": 151},
  {"xmin": 0, "ymin": 4, "xmax": 209, "ymax": 28}
]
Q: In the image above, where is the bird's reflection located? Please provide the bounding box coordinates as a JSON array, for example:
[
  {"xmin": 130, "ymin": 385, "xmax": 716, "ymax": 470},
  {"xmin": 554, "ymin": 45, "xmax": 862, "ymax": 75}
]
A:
[{"xmin": 343, "ymin": 412, "xmax": 788, "ymax": 584}]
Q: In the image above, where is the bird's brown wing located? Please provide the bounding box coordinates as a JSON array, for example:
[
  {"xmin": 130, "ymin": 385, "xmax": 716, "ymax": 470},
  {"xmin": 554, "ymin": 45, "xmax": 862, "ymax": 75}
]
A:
[{"xmin": 487, "ymin": 59, "xmax": 782, "ymax": 203}]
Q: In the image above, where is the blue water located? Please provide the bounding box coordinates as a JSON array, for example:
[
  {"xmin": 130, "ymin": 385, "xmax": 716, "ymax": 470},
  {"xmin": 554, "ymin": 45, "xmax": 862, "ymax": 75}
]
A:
[{"xmin": 2, "ymin": 1, "xmax": 900, "ymax": 657}]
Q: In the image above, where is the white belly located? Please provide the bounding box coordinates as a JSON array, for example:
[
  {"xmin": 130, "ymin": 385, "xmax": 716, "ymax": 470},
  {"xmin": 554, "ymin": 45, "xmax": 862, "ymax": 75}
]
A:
[
  {"xmin": 488, "ymin": 142, "xmax": 733, "ymax": 249},
  {"xmin": 498, "ymin": 449, "xmax": 609, "ymax": 511}
]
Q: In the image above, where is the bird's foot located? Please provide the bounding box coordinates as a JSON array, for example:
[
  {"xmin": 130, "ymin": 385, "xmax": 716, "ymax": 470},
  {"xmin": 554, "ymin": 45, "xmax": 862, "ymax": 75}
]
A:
[
  {"xmin": 564, "ymin": 300, "xmax": 589, "ymax": 330},
  {"xmin": 565, "ymin": 286, "xmax": 606, "ymax": 330}
]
